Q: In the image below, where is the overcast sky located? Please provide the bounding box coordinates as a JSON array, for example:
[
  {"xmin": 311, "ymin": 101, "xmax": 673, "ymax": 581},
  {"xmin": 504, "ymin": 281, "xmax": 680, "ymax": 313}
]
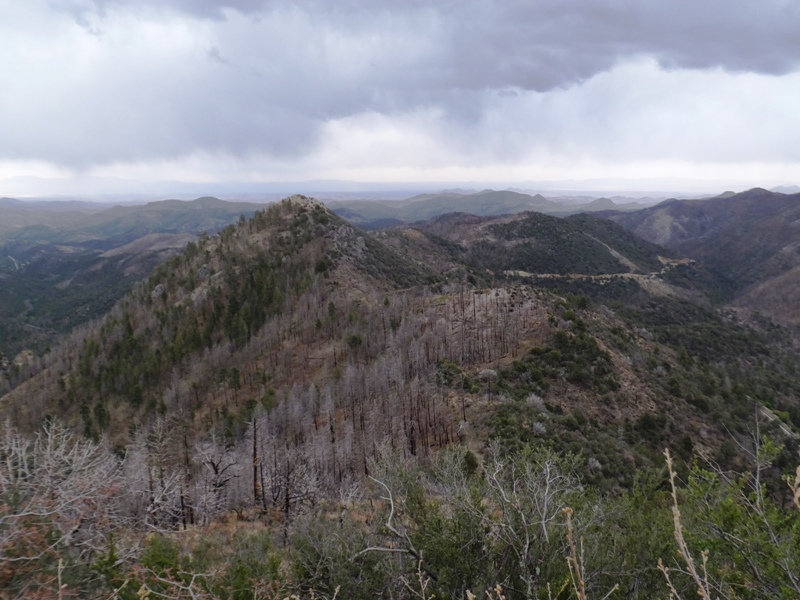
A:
[{"xmin": 2, "ymin": 0, "xmax": 800, "ymax": 194}]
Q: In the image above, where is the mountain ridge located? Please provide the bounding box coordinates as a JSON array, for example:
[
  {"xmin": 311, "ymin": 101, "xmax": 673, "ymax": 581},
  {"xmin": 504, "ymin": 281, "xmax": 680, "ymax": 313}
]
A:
[
  {"xmin": 3, "ymin": 196, "xmax": 798, "ymax": 491},
  {"xmin": 601, "ymin": 187, "xmax": 800, "ymax": 322},
  {"xmin": 326, "ymin": 189, "xmax": 648, "ymax": 229}
]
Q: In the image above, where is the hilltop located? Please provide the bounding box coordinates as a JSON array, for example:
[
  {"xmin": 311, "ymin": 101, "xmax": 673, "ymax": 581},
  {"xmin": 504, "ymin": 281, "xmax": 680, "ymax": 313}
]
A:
[
  {"xmin": 382, "ymin": 210, "xmax": 668, "ymax": 275},
  {"xmin": 3, "ymin": 196, "xmax": 798, "ymax": 483}
]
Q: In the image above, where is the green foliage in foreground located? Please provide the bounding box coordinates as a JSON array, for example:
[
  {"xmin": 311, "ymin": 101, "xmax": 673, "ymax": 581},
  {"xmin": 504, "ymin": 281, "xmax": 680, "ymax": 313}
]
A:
[
  {"xmin": 291, "ymin": 445, "xmax": 799, "ymax": 600},
  {"xmin": 2, "ymin": 424, "xmax": 799, "ymax": 600}
]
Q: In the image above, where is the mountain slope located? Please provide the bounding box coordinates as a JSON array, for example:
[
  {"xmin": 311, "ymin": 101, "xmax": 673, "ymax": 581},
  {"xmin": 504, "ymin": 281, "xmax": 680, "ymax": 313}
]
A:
[
  {"xmin": 3, "ymin": 196, "xmax": 799, "ymax": 494},
  {"xmin": 603, "ymin": 188, "xmax": 800, "ymax": 321},
  {"xmin": 0, "ymin": 197, "xmax": 271, "ymax": 356},
  {"xmin": 328, "ymin": 189, "xmax": 652, "ymax": 230},
  {"xmin": 2, "ymin": 196, "xmax": 800, "ymax": 600},
  {"xmin": 375, "ymin": 210, "xmax": 706, "ymax": 301},
  {"xmin": 2, "ymin": 196, "xmax": 266, "ymax": 247},
  {"xmin": 327, "ymin": 190, "xmax": 562, "ymax": 228},
  {"xmin": 1, "ymin": 196, "xmax": 437, "ymax": 437},
  {"xmin": 0, "ymin": 234, "xmax": 195, "ymax": 357}
]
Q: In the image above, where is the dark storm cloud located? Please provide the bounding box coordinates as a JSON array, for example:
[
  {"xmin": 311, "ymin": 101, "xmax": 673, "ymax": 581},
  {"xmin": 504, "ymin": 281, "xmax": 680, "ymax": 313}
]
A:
[
  {"xmin": 4, "ymin": 0, "xmax": 800, "ymax": 169},
  {"xmin": 86, "ymin": 0, "xmax": 800, "ymax": 81}
]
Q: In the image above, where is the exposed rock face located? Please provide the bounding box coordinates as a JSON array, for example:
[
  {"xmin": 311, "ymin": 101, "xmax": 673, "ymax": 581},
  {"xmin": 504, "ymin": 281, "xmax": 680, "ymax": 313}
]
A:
[
  {"xmin": 13, "ymin": 350, "xmax": 34, "ymax": 368},
  {"xmin": 285, "ymin": 194, "xmax": 325, "ymax": 210}
]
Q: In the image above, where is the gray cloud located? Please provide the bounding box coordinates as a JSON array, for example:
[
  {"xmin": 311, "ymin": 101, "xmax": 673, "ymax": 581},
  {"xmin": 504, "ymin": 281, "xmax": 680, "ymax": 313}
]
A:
[
  {"xmin": 3, "ymin": 0, "xmax": 800, "ymax": 170},
  {"xmin": 80, "ymin": 0, "xmax": 800, "ymax": 80}
]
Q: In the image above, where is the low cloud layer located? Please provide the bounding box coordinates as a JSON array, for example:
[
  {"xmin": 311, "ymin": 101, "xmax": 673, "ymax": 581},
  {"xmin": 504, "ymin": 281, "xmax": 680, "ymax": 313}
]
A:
[{"xmin": 2, "ymin": 0, "xmax": 800, "ymax": 183}]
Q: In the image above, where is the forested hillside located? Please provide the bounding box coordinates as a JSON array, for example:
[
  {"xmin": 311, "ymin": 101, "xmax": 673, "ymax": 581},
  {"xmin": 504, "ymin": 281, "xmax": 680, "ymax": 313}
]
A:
[
  {"xmin": 1, "ymin": 196, "xmax": 799, "ymax": 599},
  {"xmin": 603, "ymin": 188, "xmax": 800, "ymax": 322},
  {"xmin": 0, "ymin": 196, "xmax": 266, "ymax": 357},
  {"xmin": 326, "ymin": 189, "xmax": 649, "ymax": 230}
]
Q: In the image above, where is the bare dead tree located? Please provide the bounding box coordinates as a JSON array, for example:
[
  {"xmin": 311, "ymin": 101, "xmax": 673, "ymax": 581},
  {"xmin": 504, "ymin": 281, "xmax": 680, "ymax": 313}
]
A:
[{"xmin": 0, "ymin": 421, "xmax": 124, "ymax": 596}]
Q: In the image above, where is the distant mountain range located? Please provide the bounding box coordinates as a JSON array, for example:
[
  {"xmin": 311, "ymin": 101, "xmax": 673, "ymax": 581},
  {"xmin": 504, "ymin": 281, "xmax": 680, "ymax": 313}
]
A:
[
  {"xmin": 8, "ymin": 174, "xmax": 778, "ymax": 201},
  {"xmin": 327, "ymin": 189, "xmax": 652, "ymax": 229},
  {"xmin": 770, "ymin": 185, "xmax": 800, "ymax": 194},
  {"xmin": 0, "ymin": 196, "xmax": 267, "ymax": 247}
]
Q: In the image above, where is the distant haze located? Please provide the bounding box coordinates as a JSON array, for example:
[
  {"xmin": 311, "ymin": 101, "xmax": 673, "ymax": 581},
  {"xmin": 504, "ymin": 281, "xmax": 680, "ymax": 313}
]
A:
[
  {"xmin": 1, "ymin": 176, "xmax": 790, "ymax": 204},
  {"xmin": 2, "ymin": 1, "xmax": 800, "ymax": 191}
]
